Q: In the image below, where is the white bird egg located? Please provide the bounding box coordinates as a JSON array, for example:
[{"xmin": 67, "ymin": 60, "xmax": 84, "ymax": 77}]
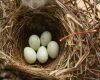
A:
[
  {"xmin": 29, "ymin": 35, "xmax": 40, "ymax": 51},
  {"xmin": 37, "ymin": 46, "xmax": 48, "ymax": 63},
  {"xmin": 40, "ymin": 31, "xmax": 52, "ymax": 46},
  {"xmin": 47, "ymin": 41, "xmax": 59, "ymax": 59},
  {"xmin": 24, "ymin": 47, "xmax": 36, "ymax": 64}
]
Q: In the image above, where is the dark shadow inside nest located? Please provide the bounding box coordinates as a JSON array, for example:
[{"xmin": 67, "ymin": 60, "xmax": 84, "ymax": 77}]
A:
[{"xmin": 12, "ymin": 11, "xmax": 66, "ymax": 67}]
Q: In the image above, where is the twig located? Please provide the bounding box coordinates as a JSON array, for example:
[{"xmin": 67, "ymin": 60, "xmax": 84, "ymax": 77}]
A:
[{"xmin": 60, "ymin": 29, "xmax": 97, "ymax": 42}]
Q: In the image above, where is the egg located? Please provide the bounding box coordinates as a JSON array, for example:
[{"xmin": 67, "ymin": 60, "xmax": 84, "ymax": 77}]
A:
[
  {"xmin": 37, "ymin": 46, "xmax": 48, "ymax": 63},
  {"xmin": 29, "ymin": 35, "xmax": 40, "ymax": 51},
  {"xmin": 24, "ymin": 47, "xmax": 36, "ymax": 64},
  {"xmin": 47, "ymin": 41, "xmax": 59, "ymax": 59},
  {"xmin": 40, "ymin": 31, "xmax": 52, "ymax": 46}
]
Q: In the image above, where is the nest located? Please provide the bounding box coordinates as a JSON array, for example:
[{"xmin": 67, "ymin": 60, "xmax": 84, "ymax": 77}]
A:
[{"xmin": 0, "ymin": 0, "xmax": 100, "ymax": 80}]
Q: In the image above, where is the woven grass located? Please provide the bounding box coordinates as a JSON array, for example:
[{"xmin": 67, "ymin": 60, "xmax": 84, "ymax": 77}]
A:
[{"xmin": 0, "ymin": 0, "xmax": 100, "ymax": 80}]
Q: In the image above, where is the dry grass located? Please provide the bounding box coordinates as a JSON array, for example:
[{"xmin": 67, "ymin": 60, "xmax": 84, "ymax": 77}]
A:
[{"xmin": 0, "ymin": 0, "xmax": 100, "ymax": 80}]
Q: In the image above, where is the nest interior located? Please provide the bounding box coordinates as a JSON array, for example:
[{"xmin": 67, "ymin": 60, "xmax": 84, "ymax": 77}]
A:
[{"xmin": 10, "ymin": 6, "xmax": 67, "ymax": 69}]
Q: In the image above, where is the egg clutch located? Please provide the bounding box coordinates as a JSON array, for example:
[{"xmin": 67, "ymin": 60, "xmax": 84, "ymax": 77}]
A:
[{"xmin": 23, "ymin": 31, "xmax": 59, "ymax": 64}]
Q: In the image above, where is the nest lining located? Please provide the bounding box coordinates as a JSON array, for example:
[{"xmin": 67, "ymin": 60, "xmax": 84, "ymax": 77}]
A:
[{"xmin": 9, "ymin": 5, "xmax": 67, "ymax": 70}]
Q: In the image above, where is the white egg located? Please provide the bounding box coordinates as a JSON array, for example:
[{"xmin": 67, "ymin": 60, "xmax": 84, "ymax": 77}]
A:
[
  {"xmin": 29, "ymin": 35, "xmax": 40, "ymax": 51},
  {"xmin": 40, "ymin": 31, "xmax": 52, "ymax": 46},
  {"xmin": 37, "ymin": 46, "xmax": 48, "ymax": 63},
  {"xmin": 24, "ymin": 47, "xmax": 36, "ymax": 64},
  {"xmin": 47, "ymin": 41, "xmax": 59, "ymax": 59}
]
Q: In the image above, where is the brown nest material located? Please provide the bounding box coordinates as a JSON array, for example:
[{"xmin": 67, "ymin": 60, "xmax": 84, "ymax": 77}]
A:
[{"xmin": 0, "ymin": 0, "xmax": 100, "ymax": 80}]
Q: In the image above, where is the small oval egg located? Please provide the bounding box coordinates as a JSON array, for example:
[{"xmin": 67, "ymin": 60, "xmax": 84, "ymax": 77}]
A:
[
  {"xmin": 37, "ymin": 46, "xmax": 48, "ymax": 63},
  {"xmin": 47, "ymin": 41, "xmax": 59, "ymax": 59},
  {"xmin": 29, "ymin": 35, "xmax": 40, "ymax": 51},
  {"xmin": 24, "ymin": 47, "xmax": 36, "ymax": 64},
  {"xmin": 40, "ymin": 31, "xmax": 52, "ymax": 46}
]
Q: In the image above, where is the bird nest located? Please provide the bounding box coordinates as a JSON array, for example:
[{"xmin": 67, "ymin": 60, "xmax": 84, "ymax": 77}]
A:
[{"xmin": 0, "ymin": 1, "xmax": 100, "ymax": 80}]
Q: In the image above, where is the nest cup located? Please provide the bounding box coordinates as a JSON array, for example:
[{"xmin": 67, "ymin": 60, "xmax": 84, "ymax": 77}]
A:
[
  {"xmin": 11, "ymin": 5, "xmax": 67, "ymax": 68},
  {"xmin": 0, "ymin": 1, "xmax": 100, "ymax": 80}
]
